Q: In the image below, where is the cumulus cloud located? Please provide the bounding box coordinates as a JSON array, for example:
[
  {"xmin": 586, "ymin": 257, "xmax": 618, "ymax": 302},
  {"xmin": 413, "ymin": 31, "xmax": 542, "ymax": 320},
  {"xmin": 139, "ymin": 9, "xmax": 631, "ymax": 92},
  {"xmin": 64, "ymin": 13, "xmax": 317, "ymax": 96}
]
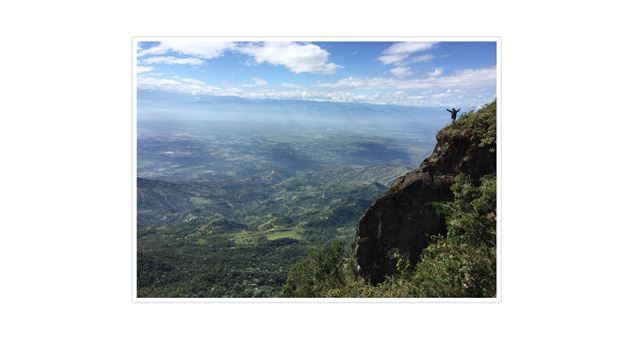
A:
[
  {"xmin": 137, "ymin": 41, "xmax": 342, "ymax": 75},
  {"xmin": 138, "ymin": 76, "xmax": 243, "ymax": 96},
  {"xmin": 411, "ymin": 54, "xmax": 435, "ymax": 63},
  {"xmin": 378, "ymin": 42, "xmax": 438, "ymax": 65},
  {"xmin": 137, "ymin": 41, "xmax": 234, "ymax": 59},
  {"xmin": 390, "ymin": 66, "xmax": 412, "ymax": 78},
  {"xmin": 137, "ymin": 73, "xmax": 494, "ymax": 107},
  {"xmin": 137, "ymin": 66, "xmax": 154, "ymax": 74},
  {"xmin": 142, "ymin": 56, "xmax": 204, "ymax": 65},
  {"xmin": 237, "ymin": 42, "xmax": 341, "ymax": 74},
  {"xmin": 384, "ymin": 42, "xmax": 438, "ymax": 55},
  {"xmin": 318, "ymin": 67, "xmax": 496, "ymax": 90},
  {"xmin": 135, "ymin": 41, "xmax": 494, "ymax": 107},
  {"xmin": 378, "ymin": 54, "xmax": 407, "ymax": 66},
  {"xmin": 428, "ymin": 67, "xmax": 444, "ymax": 77}
]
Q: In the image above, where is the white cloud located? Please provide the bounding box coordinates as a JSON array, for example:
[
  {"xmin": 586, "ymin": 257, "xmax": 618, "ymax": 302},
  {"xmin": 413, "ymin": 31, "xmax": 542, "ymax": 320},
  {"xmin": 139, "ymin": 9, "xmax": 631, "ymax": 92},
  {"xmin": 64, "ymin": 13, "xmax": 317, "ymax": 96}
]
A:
[
  {"xmin": 134, "ymin": 41, "xmax": 494, "ymax": 107},
  {"xmin": 237, "ymin": 42, "xmax": 341, "ymax": 74},
  {"xmin": 142, "ymin": 56, "xmax": 204, "ymax": 65},
  {"xmin": 411, "ymin": 54, "xmax": 435, "ymax": 63},
  {"xmin": 138, "ymin": 75, "xmax": 367, "ymax": 103},
  {"xmin": 281, "ymin": 83, "xmax": 303, "ymax": 89},
  {"xmin": 138, "ymin": 41, "xmax": 234, "ymax": 59},
  {"xmin": 181, "ymin": 78, "xmax": 206, "ymax": 85},
  {"xmin": 428, "ymin": 67, "xmax": 444, "ymax": 77},
  {"xmin": 240, "ymin": 77, "xmax": 269, "ymax": 87},
  {"xmin": 318, "ymin": 67, "xmax": 496, "ymax": 90},
  {"xmin": 378, "ymin": 54, "xmax": 407, "ymax": 65},
  {"xmin": 428, "ymin": 67, "xmax": 495, "ymax": 88},
  {"xmin": 390, "ymin": 66, "xmax": 412, "ymax": 78},
  {"xmin": 138, "ymin": 76, "xmax": 224, "ymax": 95},
  {"xmin": 137, "ymin": 75, "xmax": 494, "ymax": 107},
  {"xmin": 432, "ymin": 89, "xmax": 453, "ymax": 99},
  {"xmin": 137, "ymin": 66, "xmax": 495, "ymax": 107},
  {"xmin": 137, "ymin": 41, "xmax": 342, "ymax": 74},
  {"xmin": 137, "ymin": 66, "xmax": 154, "ymax": 74},
  {"xmin": 378, "ymin": 42, "xmax": 438, "ymax": 65},
  {"xmin": 251, "ymin": 77, "xmax": 268, "ymax": 86},
  {"xmin": 384, "ymin": 42, "xmax": 438, "ymax": 55}
]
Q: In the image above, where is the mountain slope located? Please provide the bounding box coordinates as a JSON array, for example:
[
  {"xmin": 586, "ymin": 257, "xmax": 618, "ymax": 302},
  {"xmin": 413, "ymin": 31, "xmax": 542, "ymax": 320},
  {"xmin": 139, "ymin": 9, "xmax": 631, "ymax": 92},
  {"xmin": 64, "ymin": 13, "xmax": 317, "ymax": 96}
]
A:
[{"xmin": 353, "ymin": 101, "xmax": 497, "ymax": 284}]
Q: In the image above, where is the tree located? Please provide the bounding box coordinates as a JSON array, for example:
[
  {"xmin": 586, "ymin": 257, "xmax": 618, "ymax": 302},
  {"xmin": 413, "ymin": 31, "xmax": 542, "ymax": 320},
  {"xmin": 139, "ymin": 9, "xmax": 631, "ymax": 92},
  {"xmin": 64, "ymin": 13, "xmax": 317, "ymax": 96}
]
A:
[{"xmin": 281, "ymin": 240, "xmax": 347, "ymax": 297}]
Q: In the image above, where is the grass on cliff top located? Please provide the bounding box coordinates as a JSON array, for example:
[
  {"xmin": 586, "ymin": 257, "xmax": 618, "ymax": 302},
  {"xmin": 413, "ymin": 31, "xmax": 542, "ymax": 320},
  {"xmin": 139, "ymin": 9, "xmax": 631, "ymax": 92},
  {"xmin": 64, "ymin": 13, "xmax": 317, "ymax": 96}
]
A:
[{"xmin": 447, "ymin": 100, "xmax": 496, "ymax": 152}]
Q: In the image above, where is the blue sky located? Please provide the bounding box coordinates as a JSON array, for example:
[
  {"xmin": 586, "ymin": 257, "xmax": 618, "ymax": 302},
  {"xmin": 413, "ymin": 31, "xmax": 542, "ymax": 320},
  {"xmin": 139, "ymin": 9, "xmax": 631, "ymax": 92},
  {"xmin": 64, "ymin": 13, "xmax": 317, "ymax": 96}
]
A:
[{"xmin": 137, "ymin": 40, "xmax": 496, "ymax": 108}]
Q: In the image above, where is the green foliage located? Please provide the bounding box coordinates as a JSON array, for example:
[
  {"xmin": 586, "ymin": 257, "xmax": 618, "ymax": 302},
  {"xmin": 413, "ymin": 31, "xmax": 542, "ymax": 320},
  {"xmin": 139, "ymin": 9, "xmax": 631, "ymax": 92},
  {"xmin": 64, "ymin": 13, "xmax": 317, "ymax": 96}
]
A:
[
  {"xmin": 435, "ymin": 174, "xmax": 497, "ymax": 246},
  {"xmin": 409, "ymin": 239, "xmax": 496, "ymax": 297},
  {"xmin": 137, "ymin": 166, "xmax": 400, "ymax": 297},
  {"xmin": 137, "ymin": 242, "xmax": 312, "ymax": 298},
  {"xmin": 280, "ymin": 240, "xmax": 348, "ymax": 297},
  {"xmin": 449, "ymin": 100, "xmax": 497, "ymax": 152},
  {"xmin": 282, "ymin": 239, "xmax": 496, "ymax": 298},
  {"xmin": 283, "ymin": 168, "xmax": 497, "ymax": 298},
  {"xmin": 392, "ymin": 249, "xmax": 412, "ymax": 274}
]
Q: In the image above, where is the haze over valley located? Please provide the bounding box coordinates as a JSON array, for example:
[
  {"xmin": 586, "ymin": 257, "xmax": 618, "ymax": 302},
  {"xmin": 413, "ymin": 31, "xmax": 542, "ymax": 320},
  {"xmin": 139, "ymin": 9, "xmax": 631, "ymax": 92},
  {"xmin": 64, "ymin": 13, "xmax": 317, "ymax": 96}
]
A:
[{"xmin": 137, "ymin": 90, "xmax": 448, "ymax": 297}]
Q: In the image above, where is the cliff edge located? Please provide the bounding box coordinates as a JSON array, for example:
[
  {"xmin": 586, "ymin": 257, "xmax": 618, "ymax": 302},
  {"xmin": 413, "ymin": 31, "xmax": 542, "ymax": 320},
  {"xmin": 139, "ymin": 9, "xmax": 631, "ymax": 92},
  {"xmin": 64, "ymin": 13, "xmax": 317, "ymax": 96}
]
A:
[{"xmin": 353, "ymin": 101, "xmax": 497, "ymax": 284}]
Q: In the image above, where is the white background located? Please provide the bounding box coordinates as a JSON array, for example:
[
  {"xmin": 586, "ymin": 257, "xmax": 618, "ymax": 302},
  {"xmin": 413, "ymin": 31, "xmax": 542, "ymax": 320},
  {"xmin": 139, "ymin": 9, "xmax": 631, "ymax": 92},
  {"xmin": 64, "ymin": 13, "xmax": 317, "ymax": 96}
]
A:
[{"xmin": 1, "ymin": 1, "xmax": 639, "ymax": 359}]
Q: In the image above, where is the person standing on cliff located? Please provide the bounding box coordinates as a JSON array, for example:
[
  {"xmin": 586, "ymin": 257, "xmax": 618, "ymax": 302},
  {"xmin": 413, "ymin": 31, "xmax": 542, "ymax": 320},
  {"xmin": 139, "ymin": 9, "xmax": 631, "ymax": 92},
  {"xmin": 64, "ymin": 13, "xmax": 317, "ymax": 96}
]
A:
[{"xmin": 446, "ymin": 107, "xmax": 461, "ymax": 122}]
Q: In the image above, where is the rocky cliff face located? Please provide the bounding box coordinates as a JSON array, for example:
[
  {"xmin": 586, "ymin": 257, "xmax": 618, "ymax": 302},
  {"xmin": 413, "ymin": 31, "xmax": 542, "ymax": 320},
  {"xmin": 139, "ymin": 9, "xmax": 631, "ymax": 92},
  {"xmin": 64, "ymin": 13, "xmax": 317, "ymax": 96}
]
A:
[{"xmin": 353, "ymin": 110, "xmax": 497, "ymax": 284}]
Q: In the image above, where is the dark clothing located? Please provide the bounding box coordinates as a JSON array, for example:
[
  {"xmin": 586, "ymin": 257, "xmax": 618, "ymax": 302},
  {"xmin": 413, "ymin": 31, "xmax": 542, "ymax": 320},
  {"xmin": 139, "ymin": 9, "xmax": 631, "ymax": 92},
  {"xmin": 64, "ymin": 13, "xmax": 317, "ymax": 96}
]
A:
[{"xmin": 446, "ymin": 108, "xmax": 460, "ymax": 121}]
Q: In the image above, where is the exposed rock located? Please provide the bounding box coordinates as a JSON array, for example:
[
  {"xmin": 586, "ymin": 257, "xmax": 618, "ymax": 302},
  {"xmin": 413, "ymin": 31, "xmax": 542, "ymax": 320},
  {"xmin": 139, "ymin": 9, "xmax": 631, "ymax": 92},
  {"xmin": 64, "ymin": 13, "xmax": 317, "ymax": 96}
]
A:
[{"xmin": 353, "ymin": 124, "xmax": 496, "ymax": 284}]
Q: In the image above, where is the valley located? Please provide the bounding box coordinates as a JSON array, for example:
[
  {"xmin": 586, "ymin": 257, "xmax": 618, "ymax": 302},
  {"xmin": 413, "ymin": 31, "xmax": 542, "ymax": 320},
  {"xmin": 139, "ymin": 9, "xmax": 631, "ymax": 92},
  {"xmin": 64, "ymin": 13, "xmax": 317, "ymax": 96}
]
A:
[{"xmin": 136, "ymin": 92, "xmax": 447, "ymax": 297}]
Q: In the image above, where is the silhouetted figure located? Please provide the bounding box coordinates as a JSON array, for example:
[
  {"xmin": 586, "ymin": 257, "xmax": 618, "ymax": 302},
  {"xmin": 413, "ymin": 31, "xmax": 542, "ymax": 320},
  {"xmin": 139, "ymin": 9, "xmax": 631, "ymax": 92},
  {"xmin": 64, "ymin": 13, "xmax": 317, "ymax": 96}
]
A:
[{"xmin": 446, "ymin": 108, "xmax": 461, "ymax": 122}]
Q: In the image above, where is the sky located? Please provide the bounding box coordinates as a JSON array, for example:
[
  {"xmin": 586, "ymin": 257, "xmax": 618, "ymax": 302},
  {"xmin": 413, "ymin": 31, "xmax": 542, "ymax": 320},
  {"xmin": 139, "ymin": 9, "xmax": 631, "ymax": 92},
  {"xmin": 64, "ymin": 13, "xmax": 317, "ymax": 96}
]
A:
[{"xmin": 137, "ymin": 40, "xmax": 496, "ymax": 108}]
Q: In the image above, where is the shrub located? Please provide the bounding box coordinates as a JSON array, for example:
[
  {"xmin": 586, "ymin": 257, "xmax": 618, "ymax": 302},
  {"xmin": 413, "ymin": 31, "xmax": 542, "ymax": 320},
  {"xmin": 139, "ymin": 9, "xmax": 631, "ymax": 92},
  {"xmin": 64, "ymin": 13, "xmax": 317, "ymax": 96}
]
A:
[
  {"xmin": 280, "ymin": 240, "xmax": 347, "ymax": 297},
  {"xmin": 435, "ymin": 174, "xmax": 496, "ymax": 246},
  {"xmin": 410, "ymin": 239, "xmax": 496, "ymax": 297}
]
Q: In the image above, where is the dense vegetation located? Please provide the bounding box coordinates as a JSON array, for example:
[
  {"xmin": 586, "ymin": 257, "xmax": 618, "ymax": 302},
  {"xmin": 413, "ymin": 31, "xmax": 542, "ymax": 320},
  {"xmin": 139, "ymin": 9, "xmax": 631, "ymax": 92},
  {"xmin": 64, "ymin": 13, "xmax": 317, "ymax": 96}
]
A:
[
  {"xmin": 281, "ymin": 174, "xmax": 496, "ymax": 297},
  {"xmin": 137, "ymin": 166, "xmax": 403, "ymax": 297},
  {"xmin": 282, "ymin": 101, "xmax": 497, "ymax": 297}
]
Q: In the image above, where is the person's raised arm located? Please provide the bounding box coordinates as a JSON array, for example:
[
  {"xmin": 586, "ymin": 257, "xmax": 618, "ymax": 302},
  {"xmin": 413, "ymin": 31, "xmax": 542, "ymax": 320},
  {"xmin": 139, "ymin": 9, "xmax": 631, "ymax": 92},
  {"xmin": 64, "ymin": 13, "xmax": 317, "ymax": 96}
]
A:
[{"xmin": 446, "ymin": 109, "xmax": 452, "ymax": 113}]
